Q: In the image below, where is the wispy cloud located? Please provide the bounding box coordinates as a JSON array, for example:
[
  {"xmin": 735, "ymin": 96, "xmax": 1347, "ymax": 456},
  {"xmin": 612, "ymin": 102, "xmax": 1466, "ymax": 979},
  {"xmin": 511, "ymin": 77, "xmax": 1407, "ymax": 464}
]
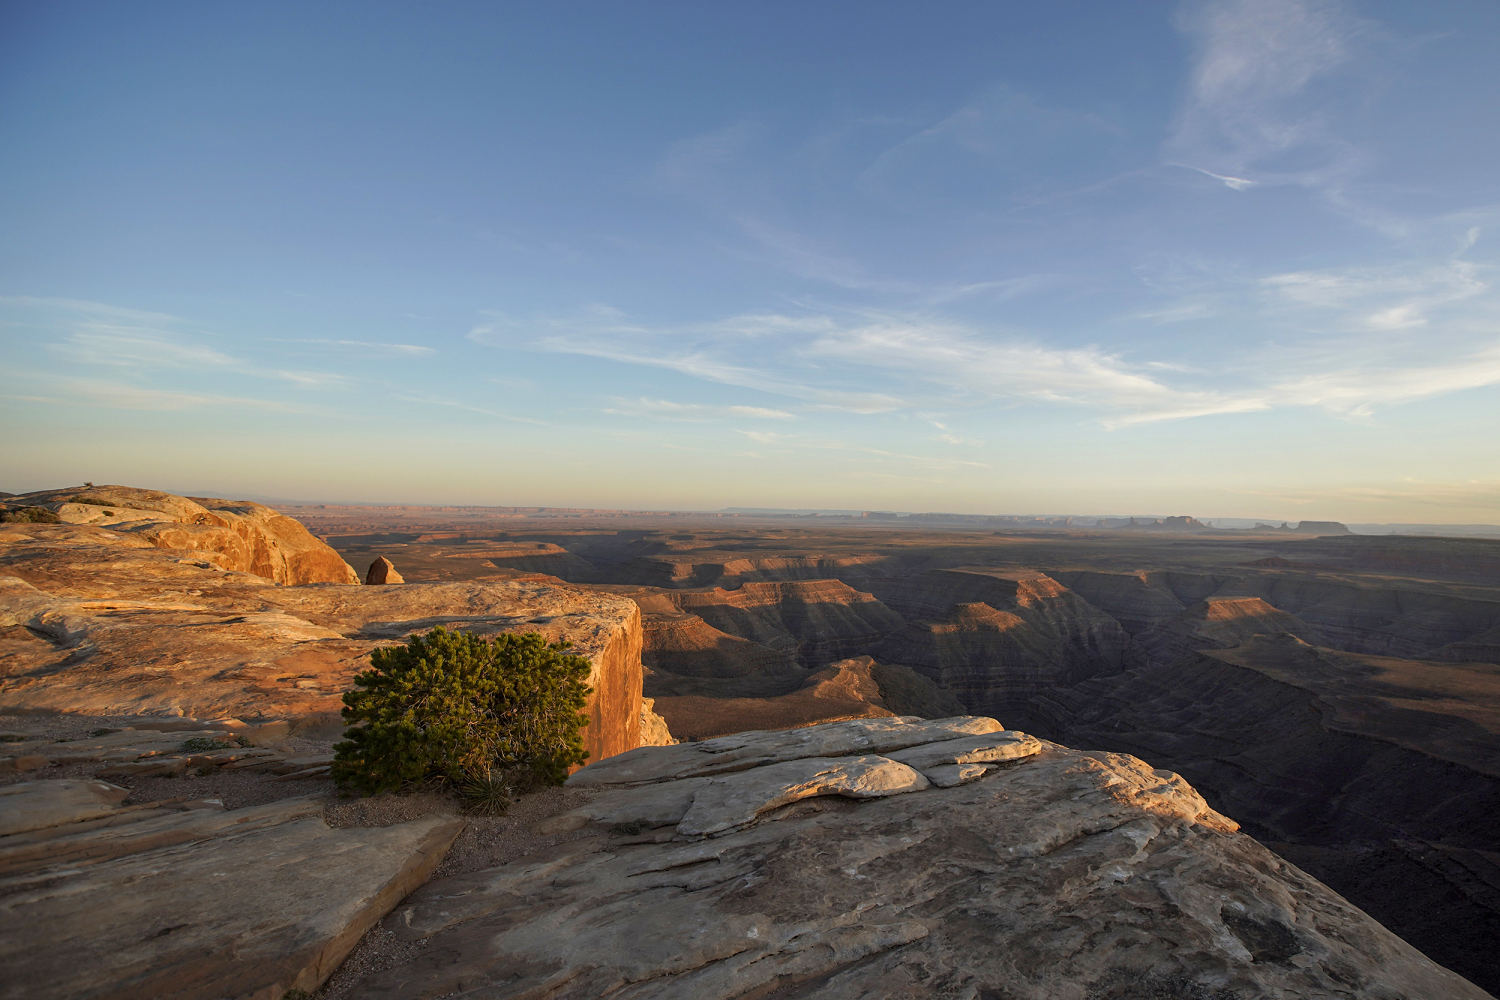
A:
[
  {"xmin": 469, "ymin": 309, "xmax": 906, "ymax": 414},
  {"xmin": 1259, "ymin": 258, "xmax": 1486, "ymax": 333},
  {"xmin": 47, "ymin": 327, "xmax": 355, "ymax": 388},
  {"xmin": 49, "ymin": 377, "xmax": 324, "ymax": 414},
  {"xmin": 805, "ymin": 320, "xmax": 1176, "ymax": 408},
  {"xmin": 1272, "ymin": 341, "xmax": 1500, "ymax": 416},
  {"xmin": 1110, "ymin": 338, "xmax": 1500, "ymax": 426},
  {"xmin": 471, "ymin": 283, "xmax": 1500, "ymax": 432},
  {"xmin": 1169, "ymin": 163, "xmax": 1258, "ymax": 191},
  {"xmin": 0, "ymin": 296, "xmax": 180, "ymax": 325},
  {"xmin": 272, "ymin": 369, "xmax": 354, "ymax": 388},
  {"xmin": 1167, "ymin": 0, "xmax": 1374, "ymax": 216},
  {"xmin": 49, "ymin": 325, "xmax": 238, "ymax": 369},
  {"xmin": 858, "ymin": 85, "xmax": 1118, "ymax": 207},
  {"xmin": 605, "ymin": 397, "xmax": 796, "ymax": 422},
  {"xmin": 277, "ymin": 338, "xmax": 436, "ymax": 357}
]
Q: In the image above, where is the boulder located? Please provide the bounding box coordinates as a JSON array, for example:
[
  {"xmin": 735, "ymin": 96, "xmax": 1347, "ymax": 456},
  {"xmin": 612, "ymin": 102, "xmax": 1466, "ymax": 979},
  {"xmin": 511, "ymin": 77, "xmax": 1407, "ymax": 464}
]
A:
[{"xmin": 364, "ymin": 556, "xmax": 404, "ymax": 585}]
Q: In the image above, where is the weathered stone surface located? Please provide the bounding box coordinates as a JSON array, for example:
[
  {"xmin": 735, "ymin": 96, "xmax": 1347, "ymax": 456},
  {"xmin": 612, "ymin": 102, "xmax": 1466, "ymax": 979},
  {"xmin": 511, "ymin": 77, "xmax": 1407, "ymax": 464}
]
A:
[
  {"xmin": 883, "ymin": 729, "xmax": 1041, "ymax": 770},
  {"xmin": 0, "ymin": 488, "xmax": 660, "ymax": 763},
  {"xmin": 0, "ymin": 785, "xmax": 462, "ymax": 1000},
  {"xmin": 0, "ymin": 779, "xmax": 129, "ymax": 836},
  {"xmin": 1, "ymin": 485, "xmax": 360, "ymax": 585},
  {"xmin": 569, "ymin": 715, "xmax": 1002, "ymax": 787},
  {"xmin": 0, "ymin": 754, "xmax": 48, "ymax": 774},
  {"xmin": 364, "ymin": 555, "xmax": 404, "ymax": 585},
  {"xmin": 343, "ymin": 717, "xmax": 1491, "ymax": 1000},
  {"xmin": 676, "ymin": 754, "xmax": 929, "ymax": 836},
  {"xmin": 922, "ymin": 761, "xmax": 990, "ymax": 787},
  {"xmin": 638, "ymin": 696, "xmax": 676, "ymax": 746}
]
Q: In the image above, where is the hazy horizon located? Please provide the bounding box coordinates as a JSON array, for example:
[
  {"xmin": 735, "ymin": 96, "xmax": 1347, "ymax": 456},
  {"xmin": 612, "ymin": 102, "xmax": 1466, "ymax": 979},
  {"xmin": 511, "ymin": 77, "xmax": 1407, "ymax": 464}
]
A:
[
  {"xmin": 11, "ymin": 479, "xmax": 1500, "ymax": 534},
  {"xmin": 4, "ymin": 2, "xmax": 1498, "ymax": 523}
]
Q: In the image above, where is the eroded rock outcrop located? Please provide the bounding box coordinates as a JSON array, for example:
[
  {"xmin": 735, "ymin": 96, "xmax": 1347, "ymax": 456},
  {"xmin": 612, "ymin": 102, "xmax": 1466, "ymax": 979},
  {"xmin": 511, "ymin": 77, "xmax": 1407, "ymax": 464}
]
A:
[
  {"xmin": 345, "ymin": 717, "xmax": 1490, "ymax": 1000},
  {"xmin": 364, "ymin": 556, "xmax": 404, "ymax": 584},
  {"xmin": 1, "ymin": 485, "xmax": 360, "ymax": 585},
  {"xmin": 0, "ymin": 489, "xmax": 660, "ymax": 763}
]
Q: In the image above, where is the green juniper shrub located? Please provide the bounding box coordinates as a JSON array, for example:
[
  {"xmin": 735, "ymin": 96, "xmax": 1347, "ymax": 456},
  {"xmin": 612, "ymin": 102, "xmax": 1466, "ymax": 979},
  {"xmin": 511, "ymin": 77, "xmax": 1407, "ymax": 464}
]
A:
[
  {"xmin": 180, "ymin": 736, "xmax": 234, "ymax": 753},
  {"xmin": 332, "ymin": 626, "xmax": 592, "ymax": 800},
  {"xmin": 0, "ymin": 506, "xmax": 60, "ymax": 524}
]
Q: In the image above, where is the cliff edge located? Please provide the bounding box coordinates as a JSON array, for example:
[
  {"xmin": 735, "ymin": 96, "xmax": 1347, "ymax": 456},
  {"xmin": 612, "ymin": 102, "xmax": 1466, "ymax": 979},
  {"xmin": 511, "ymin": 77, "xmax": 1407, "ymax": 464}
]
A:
[
  {"xmin": 341, "ymin": 715, "xmax": 1492, "ymax": 999},
  {"xmin": 3, "ymin": 485, "xmax": 360, "ymax": 585},
  {"xmin": 0, "ymin": 486, "xmax": 665, "ymax": 763}
]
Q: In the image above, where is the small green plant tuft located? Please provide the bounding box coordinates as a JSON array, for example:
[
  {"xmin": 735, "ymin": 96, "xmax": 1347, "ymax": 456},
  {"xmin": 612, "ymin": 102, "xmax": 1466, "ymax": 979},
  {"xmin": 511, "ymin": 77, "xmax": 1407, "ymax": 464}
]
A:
[
  {"xmin": 0, "ymin": 506, "xmax": 60, "ymax": 524},
  {"xmin": 180, "ymin": 736, "xmax": 234, "ymax": 753},
  {"xmin": 332, "ymin": 626, "xmax": 592, "ymax": 797},
  {"xmin": 458, "ymin": 766, "xmax": 514, "ymax": 815},
  {"xmin": 608, "ymin": 820, "xmax": 647, "ymax": 836}
]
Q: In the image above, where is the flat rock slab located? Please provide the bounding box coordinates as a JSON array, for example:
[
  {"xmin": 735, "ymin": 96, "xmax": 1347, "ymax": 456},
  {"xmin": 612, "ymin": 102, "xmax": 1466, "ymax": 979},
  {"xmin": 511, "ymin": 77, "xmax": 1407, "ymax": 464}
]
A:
[
  {"xmin": 569, "ymin": 715, "xmax": 1003, "ymax": 787},
  {"xmin": 0, "ymin": 778, "xmax": 129, "ymax": 836},
  {"xmin": 884, "ymin": 730, "xmax": 1041, "ymax": 770},
  {"xmin": 345, "ymin": 717, "xmax": 1492, "ymax": 1000},
  {"xmin": 677, "ymin": 754, "xmax": 930, "ymax": 836},
  {"xmin": 0, "ymin": 783, "xmax": 462, "ymax": 1000}
]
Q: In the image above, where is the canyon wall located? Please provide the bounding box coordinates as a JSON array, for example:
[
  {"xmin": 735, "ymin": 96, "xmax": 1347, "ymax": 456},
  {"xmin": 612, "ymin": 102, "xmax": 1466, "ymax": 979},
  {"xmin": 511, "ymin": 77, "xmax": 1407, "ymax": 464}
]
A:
[{"xmin": 314, "ymin": 520, "xmax": 1498, "ymax": 992}]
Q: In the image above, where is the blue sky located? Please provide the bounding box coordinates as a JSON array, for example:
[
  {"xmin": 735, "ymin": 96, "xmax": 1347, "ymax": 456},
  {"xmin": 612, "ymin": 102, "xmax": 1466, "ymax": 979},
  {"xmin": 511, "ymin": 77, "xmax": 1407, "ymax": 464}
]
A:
[{"xmin": 3, "ymin": 1, "xmax": 1498, "ymax": 522}]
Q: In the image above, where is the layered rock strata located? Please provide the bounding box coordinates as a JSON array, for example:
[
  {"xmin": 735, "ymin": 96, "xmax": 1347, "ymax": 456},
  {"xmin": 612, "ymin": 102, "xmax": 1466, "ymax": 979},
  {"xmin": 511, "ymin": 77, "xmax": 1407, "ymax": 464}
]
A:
[
  {"xmin": 2, "ymin": 485, "xmax": 360, "ymax": 585},
  {"xmin": 344, "ymin": 716, "xmax": 1490, "ymax": 1000},
  {"xmin": 0, "ymin": 778, "xmax": 460, "ymax": 1000},
  {"xmin": 0, "ymin": 488, "xmax": 664, "ymax": 763}
]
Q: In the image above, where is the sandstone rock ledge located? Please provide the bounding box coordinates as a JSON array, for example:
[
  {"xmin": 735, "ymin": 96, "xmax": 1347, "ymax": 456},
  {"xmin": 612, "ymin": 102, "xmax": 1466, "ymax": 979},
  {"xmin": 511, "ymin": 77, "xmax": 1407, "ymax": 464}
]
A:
[
  {"xmin": 348, "ymin": 716, "xmax": 1491, "ymax": 1000},
  {"xmin": 2, "ymin": 485, "xmax": 361, "ymax": 585},
  {"xmin": 0, "ymin": 779, "xmax": 461, "ymax": 1000},
  {"xmin": 0, "ymin": 486, "xmax": 667, "ymax": 762}
]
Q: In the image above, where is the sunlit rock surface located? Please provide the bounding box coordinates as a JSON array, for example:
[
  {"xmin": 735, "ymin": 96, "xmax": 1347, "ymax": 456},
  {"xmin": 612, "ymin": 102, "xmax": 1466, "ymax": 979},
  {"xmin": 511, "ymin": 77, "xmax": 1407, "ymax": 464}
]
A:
[
  {"xmin": 0, "ymin": 487, "xmax": 660, "ymax": 763},
  {"xmin": 0, "ymin": 778, "xmax": 460, "ymax": 1000},
  {"xmin": 3, "ymin": 485, "xmax": 360, "ymax": 585},
  {"xmin": 348, "ymin": 717, "xmax": 1491, "ymax": 1000}
]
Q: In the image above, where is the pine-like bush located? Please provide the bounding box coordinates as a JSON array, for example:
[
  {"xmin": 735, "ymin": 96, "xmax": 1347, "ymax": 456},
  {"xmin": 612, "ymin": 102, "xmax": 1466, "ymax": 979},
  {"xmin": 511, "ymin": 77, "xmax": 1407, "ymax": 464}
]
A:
[{"xmin": 332, "ymin": 626, "xmax": 592, "ymax": 797}]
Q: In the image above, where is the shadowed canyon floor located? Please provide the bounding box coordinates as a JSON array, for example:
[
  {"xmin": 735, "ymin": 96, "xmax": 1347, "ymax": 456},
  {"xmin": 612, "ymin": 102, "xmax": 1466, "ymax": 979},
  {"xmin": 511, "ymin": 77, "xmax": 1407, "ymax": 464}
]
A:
[{"xmin": 304, "ymin": 506, "xmax": 1500, "ymax": 994}]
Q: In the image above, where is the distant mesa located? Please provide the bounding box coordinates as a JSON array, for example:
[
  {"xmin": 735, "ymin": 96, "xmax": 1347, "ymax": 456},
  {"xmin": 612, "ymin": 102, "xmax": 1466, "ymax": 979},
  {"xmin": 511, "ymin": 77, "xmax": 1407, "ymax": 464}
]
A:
[
  {"xmin": 365, "ymin": 556, "xmax": 404, "ymax": 585},
  {"xmin": 1247, "ymin": 520, "xmax": 1350, "ymax": 535},
  {"xmin": 1295, "ymin": 519, "xmax": 1351, "ymax": 535},
  {"xmin": 1096, "ymin": 515, "xmax": 1211, "ymax": 531}
]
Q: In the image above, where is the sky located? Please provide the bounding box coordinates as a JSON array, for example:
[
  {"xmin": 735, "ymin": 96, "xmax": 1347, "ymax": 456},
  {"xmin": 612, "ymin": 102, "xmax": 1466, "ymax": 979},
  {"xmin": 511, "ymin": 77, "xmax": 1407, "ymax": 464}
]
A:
[{"xmin": 3, "ymin": 1, "xmax": 1499, "ymax": 523}]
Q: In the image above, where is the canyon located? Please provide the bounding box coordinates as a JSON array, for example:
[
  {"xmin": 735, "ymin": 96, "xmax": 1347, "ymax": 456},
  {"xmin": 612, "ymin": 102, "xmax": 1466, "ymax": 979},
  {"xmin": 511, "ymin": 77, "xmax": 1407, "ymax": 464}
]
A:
[
  {"xmin": 306, "ymin": 506, "xmax": 1500, "ymax": 994},
  {"xmin": 2, "ymin": 489, "xmax": 1496, "ymax": 997}
]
